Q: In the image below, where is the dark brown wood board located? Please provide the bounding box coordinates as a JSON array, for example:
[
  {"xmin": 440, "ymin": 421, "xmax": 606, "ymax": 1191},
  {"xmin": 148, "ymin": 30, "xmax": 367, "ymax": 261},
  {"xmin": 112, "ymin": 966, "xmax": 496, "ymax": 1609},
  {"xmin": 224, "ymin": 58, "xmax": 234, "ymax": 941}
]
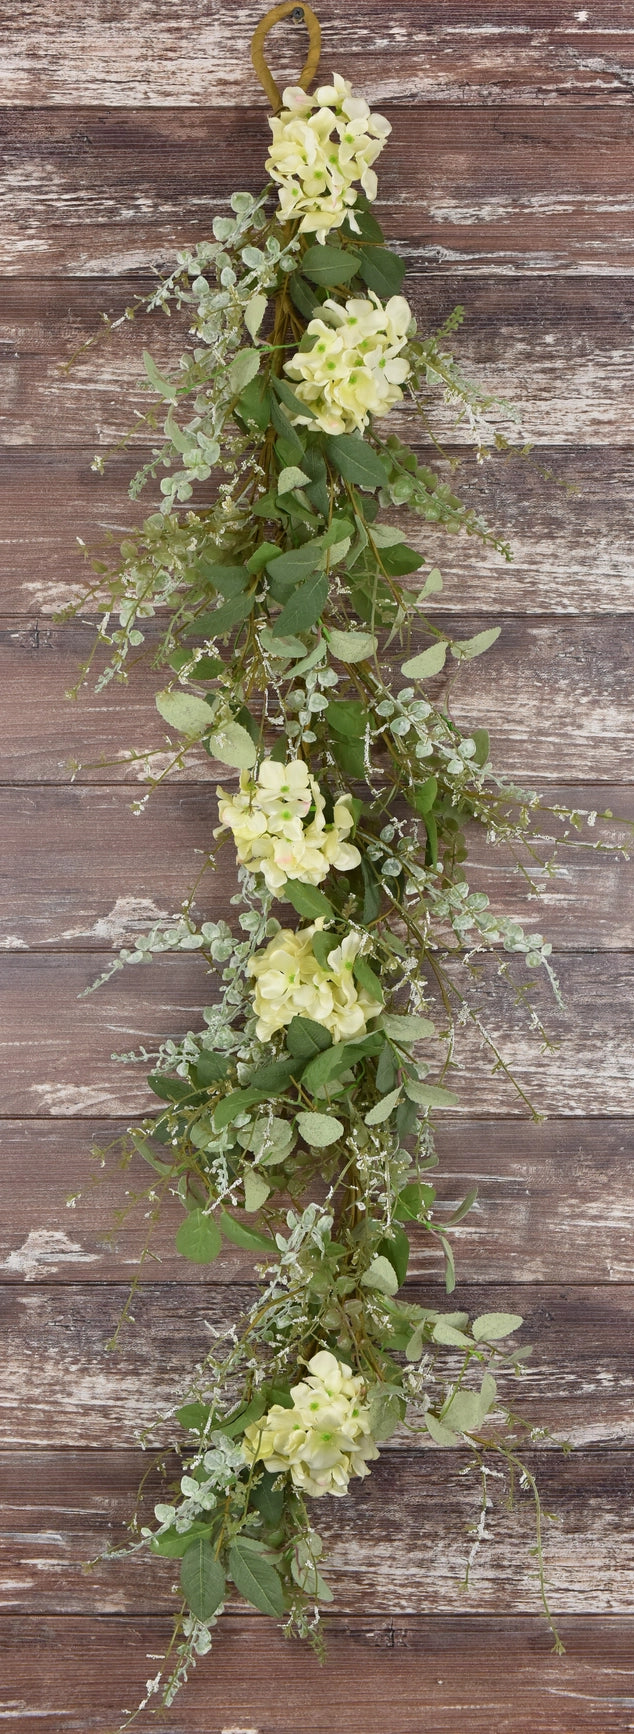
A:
[{"xmin": 2, "ymin": 2, "xmax": 634, "ymax": 1729}]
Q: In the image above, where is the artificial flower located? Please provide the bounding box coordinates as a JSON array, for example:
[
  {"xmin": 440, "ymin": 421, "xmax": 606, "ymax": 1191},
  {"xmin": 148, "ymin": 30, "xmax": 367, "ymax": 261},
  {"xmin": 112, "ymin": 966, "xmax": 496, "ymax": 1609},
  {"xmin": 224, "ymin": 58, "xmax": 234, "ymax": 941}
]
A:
[
  {"xmin": 266, "ymin": 73, "xmax": 390, "ymax": 242},
  {"xmin": 242, "ymin": 1348, "xmax": 379, "ymax": 1497},
  {"xmin": 284, "ymin": 292, "xmax": 412, "ymax": 434},
  {"xmin": 247, "ymin": 920, "xmax": 382, "ymax": 1043},
  {"xmin": 215, "ymin": 757, "xmax": 361, "ymax": 894}
]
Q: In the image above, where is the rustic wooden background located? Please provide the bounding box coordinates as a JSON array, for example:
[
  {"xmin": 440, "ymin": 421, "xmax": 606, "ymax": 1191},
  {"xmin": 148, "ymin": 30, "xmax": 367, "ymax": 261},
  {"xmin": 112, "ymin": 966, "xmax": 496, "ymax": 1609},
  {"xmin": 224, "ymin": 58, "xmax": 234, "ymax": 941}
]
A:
[{"xmin": 2, "ymin": 3, "xmax": 634, "ymax": 1729}]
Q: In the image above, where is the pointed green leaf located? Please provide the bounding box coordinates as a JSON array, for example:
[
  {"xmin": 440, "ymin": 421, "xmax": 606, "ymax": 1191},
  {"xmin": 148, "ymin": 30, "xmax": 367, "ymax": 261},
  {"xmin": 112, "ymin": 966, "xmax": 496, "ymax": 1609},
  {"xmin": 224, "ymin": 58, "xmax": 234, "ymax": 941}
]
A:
[
  {"xmin": 380, "ymin": 1012, "xmax": 435, "ymax": 1043},
  {"xmin": 358, "ymin": 246, "xmax": 406, "ymax": 297},
  {"xmin": 325, "ymin": 434, "xmax": 390, "ymax": 492},
  {"xmin": 360, "ymin": 1255, "xmax": 399, "ymax": 1297},
  {"xmin": 207, "ymin": 720, "xmax": 257, "ymax": 769},
  {"xmin": 301, "ymin": 244, "xmax": 361, "ymax": 286},
  {"xmin": 175, "ymin": 1209, "xmax": 222, "ymax": 1265},
  {"xmin": 243, "ymin": 1170, "xmax": 271, "ymax": 1213},
  {"xmin": 282, "ymin": 879, "xmax": 334, "ymax": 920},
  {"xmin": 400, "ymin": 641, "xmax": 447, "ymax": 680},
  {"xmin": 272, "ymin": 374, "xmax": 317, "ymax": 421},
  {"xmin": 296, "ymin": 1110, "xmax": 344, "ymax": 1148},
  {"xmin": 451, "ymin": 627, "xmax": 501, "ymax": 661},
  {"xmin": 244, "ymin": 293, "xmax": 267, "ymax": 340},
  {"xmin": 228, "ymin": 347, "xmax": 260, "ymax": 395},
  {"xmin": 219, "ymin": 1210, "xmax": 276, "ymax": 1253},
  {"xmin": 286, "ymin": 1016, "xmax": 332, "ymax": 1062},
  {"xmin": 155, "ymin": 689, "xmax": 212, "ymax": 738},
  {"xmin": 364, "ymin": 1086, "xmax": 402, "ymax": 1126},
  {"xmin": 271, "ymin": 569, "xmax": 328, "ymax": 637},
  {"xmin": 471, "ymin": 1311, "xmax": 523, "ymax": 1342},
  {"xmin": 405, "ymin": 1081, "xmax": 459, "ymax": 1108},
  {"xmin": 228, "ymin": 1539, "xmax": 286, "ymax": 1616},
  {"xmin": 180, "ymin": 1538, "xmax": 226, "ymax": 1620},
  {"xmin": 327, "ymin": 627, "xmax": 378, "ymax": 664},
  {"xmin": 277, "ymin": 464, "xmax": 311, "ymax": 495}
]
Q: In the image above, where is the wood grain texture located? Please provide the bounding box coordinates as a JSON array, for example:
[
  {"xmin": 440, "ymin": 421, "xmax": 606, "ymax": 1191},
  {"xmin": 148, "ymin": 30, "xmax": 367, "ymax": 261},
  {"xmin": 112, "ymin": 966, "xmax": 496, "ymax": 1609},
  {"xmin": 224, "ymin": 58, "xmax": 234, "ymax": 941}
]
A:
[
  {"xmin": 2, "ymin": 1118, "xmax": 634, "ymax": 1286},
  {"xmin": 2, "ymin": 784, "xmax": 632, "ymax": 953},
  {"xmin": 2, "ymin": 107, "xmax": 634, "ymax": 276},
  {"xmin": 1, "ymin": 1614, "xmax": 632, "ymax": 1734},
  {"xmin": 4, "ymin": 3, "xmax": 634, "ymax": 108},
  {"xmin": 2, "ymin": 1282, "xmax": 633, "ymax": 1448},
  {"xmin": 2, "ymin": 951, "xmax": 634, "ymax": 1119},
  {"xmin": 2, "ymin": 614, "xmax": 633, "ymax": 783},
  {"xmin": 3, "ymin": 1447, "xmax": 634, "ymax": 1615},
  {"xmin": 3, "ymin": 444, "xmax": 634, "ymax": 616},
  {"xmin": 3, "ymin": 278, "xmax": 634, "ymax": 450}
]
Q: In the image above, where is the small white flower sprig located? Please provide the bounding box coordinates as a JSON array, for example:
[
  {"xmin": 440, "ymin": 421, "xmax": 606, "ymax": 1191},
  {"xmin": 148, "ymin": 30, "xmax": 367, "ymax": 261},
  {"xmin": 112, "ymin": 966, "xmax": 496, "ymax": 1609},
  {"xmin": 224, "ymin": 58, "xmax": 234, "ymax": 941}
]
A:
[{"xmin": 69, "ymin": 3, "xmax": 632, "ymax": 1715}]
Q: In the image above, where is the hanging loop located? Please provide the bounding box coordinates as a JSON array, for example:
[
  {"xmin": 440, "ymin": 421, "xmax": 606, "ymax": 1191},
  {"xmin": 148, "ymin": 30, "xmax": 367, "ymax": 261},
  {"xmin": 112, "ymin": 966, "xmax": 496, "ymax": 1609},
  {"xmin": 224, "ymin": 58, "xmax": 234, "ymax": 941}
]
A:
[{"xmin": 251, "ymin": 3, "xmax": 321, "ymax": 114}]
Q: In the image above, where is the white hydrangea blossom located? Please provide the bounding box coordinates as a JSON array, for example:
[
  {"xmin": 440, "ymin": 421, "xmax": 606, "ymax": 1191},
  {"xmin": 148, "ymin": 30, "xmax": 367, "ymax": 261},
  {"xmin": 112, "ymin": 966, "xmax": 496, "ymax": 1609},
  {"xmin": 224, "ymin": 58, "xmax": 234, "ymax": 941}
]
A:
[
  {"xmin": 266, "ymin": 74, "xmax": 391, "ymax": 242},
  {"xmin": 284, "ymin": 292, "xmax": 412, "ymax": 435},
  {"xmin": 247, "ymin": 919, "xmax": 382, "ymax": 1043},
  {"xmin": 215, "ymin": 757, "xmax": 361, "ymax": 893},
  {"xmin": 242, "ymin": 1348, "xmax": 379, "ymax": 1497}
]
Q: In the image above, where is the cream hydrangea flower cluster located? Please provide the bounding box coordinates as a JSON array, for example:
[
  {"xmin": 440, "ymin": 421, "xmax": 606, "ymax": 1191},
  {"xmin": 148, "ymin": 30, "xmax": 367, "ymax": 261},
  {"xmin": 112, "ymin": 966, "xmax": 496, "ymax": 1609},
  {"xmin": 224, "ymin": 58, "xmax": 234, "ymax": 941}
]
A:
[
  {"xmin": 215, "ymin": 757, "xmax": 361, "ymax": 894},
  {"xmin": 242, "ymin": 1349, "xmax": 379, "ymax": 1498},
  {"xmin": 247, "ymin": 919, "xmax": 382, "ymax": 1043},
  {"xmin": 266, "ymin": 74, "xmax": 390, "ymax": 242},
  {"xmin": 284, "ymin": 292, "xmax": 412, "ymax": 435}
]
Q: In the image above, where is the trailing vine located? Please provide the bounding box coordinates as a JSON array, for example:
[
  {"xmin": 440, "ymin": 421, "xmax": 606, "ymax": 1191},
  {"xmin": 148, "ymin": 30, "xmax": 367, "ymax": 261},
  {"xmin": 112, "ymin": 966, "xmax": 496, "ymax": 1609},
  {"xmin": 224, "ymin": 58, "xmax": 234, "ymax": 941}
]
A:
[{"xmin": 64, "ymin": 5, "xmax": 627, "ymax": 1717}]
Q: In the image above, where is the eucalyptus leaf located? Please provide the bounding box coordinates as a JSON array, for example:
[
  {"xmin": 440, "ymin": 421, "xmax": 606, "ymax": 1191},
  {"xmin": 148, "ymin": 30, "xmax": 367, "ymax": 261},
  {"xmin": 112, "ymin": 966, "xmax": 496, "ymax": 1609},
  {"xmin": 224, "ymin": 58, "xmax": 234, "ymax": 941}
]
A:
[
  {"xmin": 244, "ymin": 293, "xmax": 267, "ymax": 339},
  {"xmin": 207, "ymin": 720, "xmax": 257, "ymax": 769},
  {"xmin": 451, "ymin": 627, "xmax": 501, "ymax": 661},
  {"xmin": 360, "ymin": 1255, "xmax": 399, "ymax": 1297},
  {"xmin": 277, "ymin": 465, "xmax": 311, "ymax": 495},
  {"xmin": 327, "ymin": 627, "xmax": 377, "ymax": 663},
  {"xmin": 380, "ymin": 1012, "xmax": 435, "ymax": 1043},
  {"xmin": 404, "ymin": 1081, "xmax": 459, "ymax": 1109},
  {"xmin": 228, "ymin": 347, "xmax": 260, "ymax": 395},
  {"xmin": 155, "ymin": 689, "xmax": 212, "ymax": 738},
  {"xmin": 364, "ymin": 1086, "xmax": 402, "ymax": 1126},
  {"xmin": 424, "ymin": 1411, "xmax": 459, "ymax": 1448},
  {"xmin": 471, "ymin": 1311, "xmax": 523, "ymax": 1342},
  {"xmin": 400, "ymin": 641, "xmax": 448, "ymax": 680},
  {"xmin": 243, "ymin": 1170, "xmax": 270, "ymax": 1213},
  {"xmin": 296, "ymin": 1110, "xmax": 344, "ymax": 1148}
]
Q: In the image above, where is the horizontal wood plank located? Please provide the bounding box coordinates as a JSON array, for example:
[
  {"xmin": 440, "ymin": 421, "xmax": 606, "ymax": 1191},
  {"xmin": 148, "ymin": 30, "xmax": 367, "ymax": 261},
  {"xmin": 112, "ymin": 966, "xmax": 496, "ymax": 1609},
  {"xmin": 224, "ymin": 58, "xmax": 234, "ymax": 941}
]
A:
[
  {"xmin": 3, "ymin": 277, "xmax": 634, "ymax": 451},
  {"xmin": 2, "ymin": 951, "xmax": 633, "ymax": 1119},
  {"xmin": 2, "ymin": 108, "xmax": 634, "ymax": 275},
  {"xmin": 3, "ymin": 1447, "xmax": 634, "ymax": 1616},
  {"xmin": 1, "ymin": 1613, "xmax": 632, "ymax": 1734},
  {"xmin": 5, "ymin": 2, "xmax": 634, "ymax": 108},
  {"xmin": 2, "ymin": 615, "xmax": 634, "ymax": 782},
  {"xmin": 2, "ymin": 1117, "xmax": 633, "ymax": 1286},
  {"xmin": 2, "ymin": 444, "xmax": 634, "ymax": 617},
  {"xmin": 2, "ymin": 783, "xmax": 632, "ymax": 953},
  {"xmin": 2, "ymin": 1281, "xmax": 632, "ymax": 1448}
]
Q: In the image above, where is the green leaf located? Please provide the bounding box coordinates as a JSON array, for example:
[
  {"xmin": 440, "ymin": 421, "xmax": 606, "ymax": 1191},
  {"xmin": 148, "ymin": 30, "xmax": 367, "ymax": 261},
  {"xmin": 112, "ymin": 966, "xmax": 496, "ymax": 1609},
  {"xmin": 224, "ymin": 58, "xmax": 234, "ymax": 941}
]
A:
[
  {"xmin": 417, "ymin": 566, "xmax": 443, "ymax": 600},
  {"xmin": 197, "ymin": 560, "xmax": 249, "ymax": 598},
  {"xmin": 326, "ymin": 698, "xmax": 368, "ymax": 738},
  {"xmin": 207, "ymin": 720, "xmax": 258, "ymax": 769},
  {"xmin": 228, "ymin": 347, "xmax": 260, "ymax": 395},
  {"xmin": 447, "ymin": 1186, "xmax": 478, "ymax": 1225},
  {"xmin": 250, "ymin": 1470, "xmax": 285, "ymax": 1526},
  {"xmin": 244, "ymin": 292, "xmax": 267, "ymax": 340},
  {"xmin": 471, "ymin": 1311, "xmax": 523, "ymax": 1342},
  {"xmin": 353, "ymin": 956, "xmax": 384, "ymax": 1003},
  {"xmin": 195, "ymin": 1050, "xmax": 230, "ymax": 1088},
  {"xmin": 424, "ymin": 1411, "xmax": 459, "ymax": 1448},
  {"xmin": 443, "ymin": 1383, "xmax": 496, "ymax": 1435},
  {"xmin": 277, "ymin": 464, "xmax": 311, "ymax": 495},
  {"xmin": 203, "ymin": 592, "xmax": 254, "ymax": 637},
  {"xmin": 271, "ymin": 375, "xmax": 317, "ymax": 421},
  {"xmin": 395, "ymin": 1181, "xmax": 436, "ymax": 1224},
  {"xmin": 219, "ymin": 1210, "xmax": 276, "ymax": 1253},
  {"xmin": 360, "ymin": 1255, "xmax": 399, "ymax": 1297},
  {"xmin": 400, "ymin": 641, "xmax": 448, "ymax": 680},
  {"xmin": 228, "ymin": 1540, "xmax": 286, "ymax": 1616},
  {"xmin": 404, "ymin": 1081, "xmax": 459, "ymax": 1109},
  {"xmin": 248, "ymin": 1056, "xmax": 298, "ymax": 1092},
  {"xmin": 379, "ymin": 541, "xmax": 425, "ymax": 577},
  {"xmin": 175, "ymin": 1209, "xmax": 222, "ymax": 1264},
  {"xmin": 378, "ymin": 1224, "xmax": 410, "ymax": 1286},
  {"xmin": 296, "ymin": 1110, "xmax": 344, "ymax": 1147},
  {"xmin": 272, "ymin": 570, "xmax": 328, "ymax": 637},
  {"xmin": 472, "ymin": 727, "xmax": 490, "ymax": 766},
  {"xmin": 325, "ymin": 434, "xmax": 390, "ymax": 492},
  {"xmin": 358, "ymin": 246, "xmax": 406, "ymax": 297},
  {"xmin": 153, "ymin": 1521, "xmax": 212, "ymax": 1558},
  {"xmin": 176, "ymin": 1401, "xmax": 210, "ymax": 1433},
  {"xmin": 236, "ymin": 373, "xmax": 271, "ymax": 431},
  {"xmin": 432, "ymin": 1321, "xmax": 473, "ymax": 1347},
  {"xmin": 143, "ymin": 349, "xmax": 177, "ymax": 401},
  {"xmin": 327, "ymin": 627, "xmax": 377, "ymax": 663},
  {"xmin": 380, "ymin": 1012, "xmax": 435, "ymax": 1043},
  {"xmin": 286, "ymin": 1016, "xmax": 332, "ymax": 1062},
  {"xmin": 155, "ymin": 688, "xmax": 212, "ymax": 738},
  {"xmin": 213, "ymin": 1087, "xmax": 267, "ymax": 1129},
  {"xmin": 361, "ymin": 855, "xmax": 381, "ymax": 923},
  {"xmin": 282, "ymin": 879, "xmax": 334, "ymax": 920},
  {"xmin": 301, "ymin": 244, "xmax": 361, "ymax": 286},
  {"xmin": 223, "ymin": 1393, "xmax": 267, "ymax": 1438},
  {"xmin": 364, "ymin": 1085, "xmax": 402, "ymax": 1126},
  {"xmin": 180, "ymin": 1538, "xmax": 226, "ymax": 1621},
  {"xmin": 451, "ymin": 627, "xmax": 501, "ymax": 661},
  {"xmin": 410, "ymin": 777, "xmax": 438, "ymax": 817},
  {"xmin": 312, "ymin": 930, "xmax": 338, "ymax": 970},
  {"xmin": 301, "ymin": 1042, "xmax": 354, "ymax": 1093},
  {"xmin": 243, "ymin": 1170, "xmax": 271, "ymax": 1213},
  {"xmin": 147, "ymin": 1073, "xmax": 195, "ymax": 1103},
  {"xmin": 289, "ymin": 272, "xmax": 321, "ymax": 321},
  {"xmin": 366, "ymin": 1386, "xmax": 405, "ymax": 1442}
]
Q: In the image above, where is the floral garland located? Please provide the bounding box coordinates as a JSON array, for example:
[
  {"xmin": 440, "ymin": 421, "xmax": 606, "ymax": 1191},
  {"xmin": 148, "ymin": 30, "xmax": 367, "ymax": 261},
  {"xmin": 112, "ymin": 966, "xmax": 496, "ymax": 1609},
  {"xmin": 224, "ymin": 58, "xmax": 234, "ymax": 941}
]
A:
[{"xmin": 66, "ymin": 5, "xmax": 623, "ymax": 1717}]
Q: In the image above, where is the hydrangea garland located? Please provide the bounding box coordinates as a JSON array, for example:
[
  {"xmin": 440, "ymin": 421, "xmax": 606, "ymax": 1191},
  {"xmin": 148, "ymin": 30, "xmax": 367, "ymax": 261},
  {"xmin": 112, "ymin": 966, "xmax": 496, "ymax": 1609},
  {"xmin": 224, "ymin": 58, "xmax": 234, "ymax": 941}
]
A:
[{"xmin": 64, "ymin": 5, "xmax": 627, "ymax": 1718}]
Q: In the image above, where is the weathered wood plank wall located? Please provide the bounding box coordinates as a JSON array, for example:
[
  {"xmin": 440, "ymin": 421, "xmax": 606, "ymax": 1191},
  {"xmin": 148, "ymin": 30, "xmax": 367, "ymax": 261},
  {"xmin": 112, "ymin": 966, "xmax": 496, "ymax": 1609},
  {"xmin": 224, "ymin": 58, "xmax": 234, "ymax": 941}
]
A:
[{"xmin": 2, "ymin": 3, "xmax": 633, "ymax": 1729}]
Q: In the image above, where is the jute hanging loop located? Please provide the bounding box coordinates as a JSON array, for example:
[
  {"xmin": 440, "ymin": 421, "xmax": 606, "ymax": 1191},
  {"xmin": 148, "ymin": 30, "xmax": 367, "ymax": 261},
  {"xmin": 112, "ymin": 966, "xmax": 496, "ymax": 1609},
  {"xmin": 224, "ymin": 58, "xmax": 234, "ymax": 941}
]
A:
[{"xmin": 251, "ymin": 2, "xmax": 321, "ymax": 113}]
